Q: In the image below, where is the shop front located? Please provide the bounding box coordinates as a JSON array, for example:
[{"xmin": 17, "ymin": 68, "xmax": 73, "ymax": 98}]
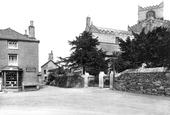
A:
[{"xmin": 1, "ymin": 66, "xmax": 23, "ymax": 91}]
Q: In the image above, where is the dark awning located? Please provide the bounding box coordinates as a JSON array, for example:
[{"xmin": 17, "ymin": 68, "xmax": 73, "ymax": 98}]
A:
[{"xmin": 1, "ymin": 66, "xmax": 23, "ymax": 71}]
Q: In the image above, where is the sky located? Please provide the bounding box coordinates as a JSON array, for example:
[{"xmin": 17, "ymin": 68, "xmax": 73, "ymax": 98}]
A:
[{"xmin": 0, "ymin": 0, "xmax": 169, "ymax": 71}]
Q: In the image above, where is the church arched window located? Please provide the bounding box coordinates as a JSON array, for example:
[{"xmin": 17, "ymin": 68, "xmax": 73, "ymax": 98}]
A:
[{"xmin": 146, "ymin": 10, "xmax": 156, "ymax": 19}]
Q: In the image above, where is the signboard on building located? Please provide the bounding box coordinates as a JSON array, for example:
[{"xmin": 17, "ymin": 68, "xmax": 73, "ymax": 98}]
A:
[{"xmin": 26, "ymin": 67, "xmax": 36, "ymax": 72}]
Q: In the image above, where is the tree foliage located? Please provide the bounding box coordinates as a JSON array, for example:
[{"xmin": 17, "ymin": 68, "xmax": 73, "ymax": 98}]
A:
[
  {"xmin": 47, "ymin": 66, "xmax": 67, "ymax": 85},
  {"xmin": 117, "ymin": 27, "xmax": 170, "ymax": 72},
  {"xmin": 68, "ymin": 31, "xmax": 107, "ymax": 75}
]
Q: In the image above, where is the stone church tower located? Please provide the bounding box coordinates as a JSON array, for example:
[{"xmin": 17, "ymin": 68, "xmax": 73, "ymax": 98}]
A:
[
  {"xmin": 128, "ymin": 1, "xmax": 170, "ymax": 33},
  {"xmin": 138, "ymin": 2, "xmax": 163, "ymax": 22},
  {"xmin": 85, "ymin": 1, "xmax": 170, "ymax": 56}
]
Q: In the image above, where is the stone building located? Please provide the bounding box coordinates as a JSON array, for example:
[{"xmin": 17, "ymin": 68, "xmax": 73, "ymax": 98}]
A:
[
  {"xmin": 41, "ymin": 51, "xmax": 58, "ymax": 82},
  {"xmin": 128, "ymin": 1, "xmax": 170, "ymax": 33},
  {"xmin": 0, "ymin": 21, "xmax": 40, "ymax": 91},
  {"xmin": 84, "ymin": 1, "xmax": 170, "ymax": 77},
  {"xmin": 85, "ymin": 17, "xmax": 133, "ymax": 56},
  {"xmin": 85, "ymin": 1, "xmax": 169, "ymax": 57}
]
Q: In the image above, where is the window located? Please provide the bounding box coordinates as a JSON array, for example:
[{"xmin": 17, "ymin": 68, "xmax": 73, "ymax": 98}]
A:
[
  {"xmin": 146, "ymin": 10, "xmax": 156, "ymax": 19},
  {"xmin": 6, "ymin": 71, "xmax": 17, "ymax": 87},
  {"xmin": 44, "ymin": 70, "xmax": 46, "ymax": 74},
  {"xmin": 115, "ymin": 37, "xmax": 119, "ymax": 44},
  {"xmin": 8, "ymin": 54, "xmax": 18, "ymax": 66},
  {"xmin": 8, "ymin": 41, "xmax": 18, "ymax": 49}
]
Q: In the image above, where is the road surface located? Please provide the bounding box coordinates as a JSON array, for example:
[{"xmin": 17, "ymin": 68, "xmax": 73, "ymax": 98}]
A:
[{"xmin": 0, "ymin": 86, "xmax": 170, "ymax": 115}]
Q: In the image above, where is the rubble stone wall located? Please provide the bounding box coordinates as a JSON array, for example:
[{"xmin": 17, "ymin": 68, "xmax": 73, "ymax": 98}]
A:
[{"xmin": 116, "ymin": 72, "xmax": 170, "ymax": 96}]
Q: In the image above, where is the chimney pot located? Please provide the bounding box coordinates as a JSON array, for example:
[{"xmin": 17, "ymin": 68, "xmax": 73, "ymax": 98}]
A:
[
  {"xmin": 25, "ymin": 30, "xmax": 27, "ymax": 35},
  {"xmin": 30, "ymin": 21, "xmax": 33, "ymax": 26}
]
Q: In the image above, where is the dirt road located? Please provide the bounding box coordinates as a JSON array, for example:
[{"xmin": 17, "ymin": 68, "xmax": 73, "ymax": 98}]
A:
[{"xmin": 0, "ymin": 86, "xmax": 170, "ymax": 115}]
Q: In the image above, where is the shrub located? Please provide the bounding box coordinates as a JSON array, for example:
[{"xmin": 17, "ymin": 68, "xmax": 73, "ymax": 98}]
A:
[
  {"xmin": 54, "ymin": 74, "xmax": 67, "ymax": 87},
  {"xmin": 51, "ymin": 74, "xmax": 84, "ymax": 88}
]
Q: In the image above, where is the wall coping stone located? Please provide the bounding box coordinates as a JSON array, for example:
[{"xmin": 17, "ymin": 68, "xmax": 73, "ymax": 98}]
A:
[{"xmin": 122, "ymin": 67, "xmax": 170, "ymax": 74}]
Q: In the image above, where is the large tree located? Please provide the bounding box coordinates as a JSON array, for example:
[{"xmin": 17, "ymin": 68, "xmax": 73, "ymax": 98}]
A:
[
  {"xmin": 68, "ymin": 31, "xmax": 107, "ymax": 75},
  {"xmin": 117, "ymin": 27, "xmax": 170, "ymax": 72}
]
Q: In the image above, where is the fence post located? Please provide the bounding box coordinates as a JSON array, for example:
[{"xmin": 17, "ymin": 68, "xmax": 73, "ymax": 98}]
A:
[
  {"xmin": 99, "ymin": 71, "xmax": 104, "ymax": 88},
  {"xmin": 110, "ymin": 71, "xmax": 113, "ymax": 90},
  {"xmin": 84, "ymin": 72, "xmax": 89, "ymax": 88}
]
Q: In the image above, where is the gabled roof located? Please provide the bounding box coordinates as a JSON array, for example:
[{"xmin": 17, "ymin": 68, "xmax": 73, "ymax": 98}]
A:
[
  {"xmin": 0, "ymin": 28, "xmax": 39, "ymax": 43},
  {"xmin": 41, "ymin": 60, "xmax": 59, "ymax": 68}
]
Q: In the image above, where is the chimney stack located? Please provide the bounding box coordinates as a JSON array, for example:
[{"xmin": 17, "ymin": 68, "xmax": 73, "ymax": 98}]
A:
[
  {"xmin": 28, "ymin": 21, "xmax": 35, "ymax": 38},
  {"xmin": 24, "ymin": 29, "xmax": 28, "ymax": 36},
  {"xmin": 85, "ymin": 16, "xmax": 91, "ymax": 32},
  {"xmin": 86, "ymin": 16, "xmax": 91, "ymax": 27},
  {"xmin": 48, "ymin": 50, "xmax": 54, "ymax": 61}
]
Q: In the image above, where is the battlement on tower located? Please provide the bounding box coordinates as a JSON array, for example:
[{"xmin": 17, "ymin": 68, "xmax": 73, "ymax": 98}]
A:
[
  {"xmin": 138, "ymin": 1, "xmax": 164, "ymax": 22},
  {"xmin": 138, "ymin": 2, "xmax": 163, "ymax": 12}
]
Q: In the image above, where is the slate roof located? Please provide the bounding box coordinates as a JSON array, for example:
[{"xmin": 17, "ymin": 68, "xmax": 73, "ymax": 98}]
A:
[
  {"xmin": 41, "ymin": 60, "xmax": 59, "ymax": 68},
  {"xmin": 89, "ymin": 24, "xmax": 132, "ymax": 36},
  {"xmin": 0, "ymin": 28, "xmax": 39, "ymax": 42}
]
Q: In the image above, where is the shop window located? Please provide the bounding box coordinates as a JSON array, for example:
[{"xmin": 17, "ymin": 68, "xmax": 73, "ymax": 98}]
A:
[
  {"xmin": 8, "ymin": 41, "xmax": 18, "ymax": 49},
  {"xmin": 8, "ymin": 54, "xmax": 18, "ymax": 66},
  {"xmin": 6, "ymin": 71, "xmax": 17, "ymax": 87}
]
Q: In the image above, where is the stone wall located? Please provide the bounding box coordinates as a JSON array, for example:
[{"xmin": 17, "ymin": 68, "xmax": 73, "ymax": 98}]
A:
[{"xmin": 115, "ymin": 68, "xmax": 170, "ymax": 96}]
